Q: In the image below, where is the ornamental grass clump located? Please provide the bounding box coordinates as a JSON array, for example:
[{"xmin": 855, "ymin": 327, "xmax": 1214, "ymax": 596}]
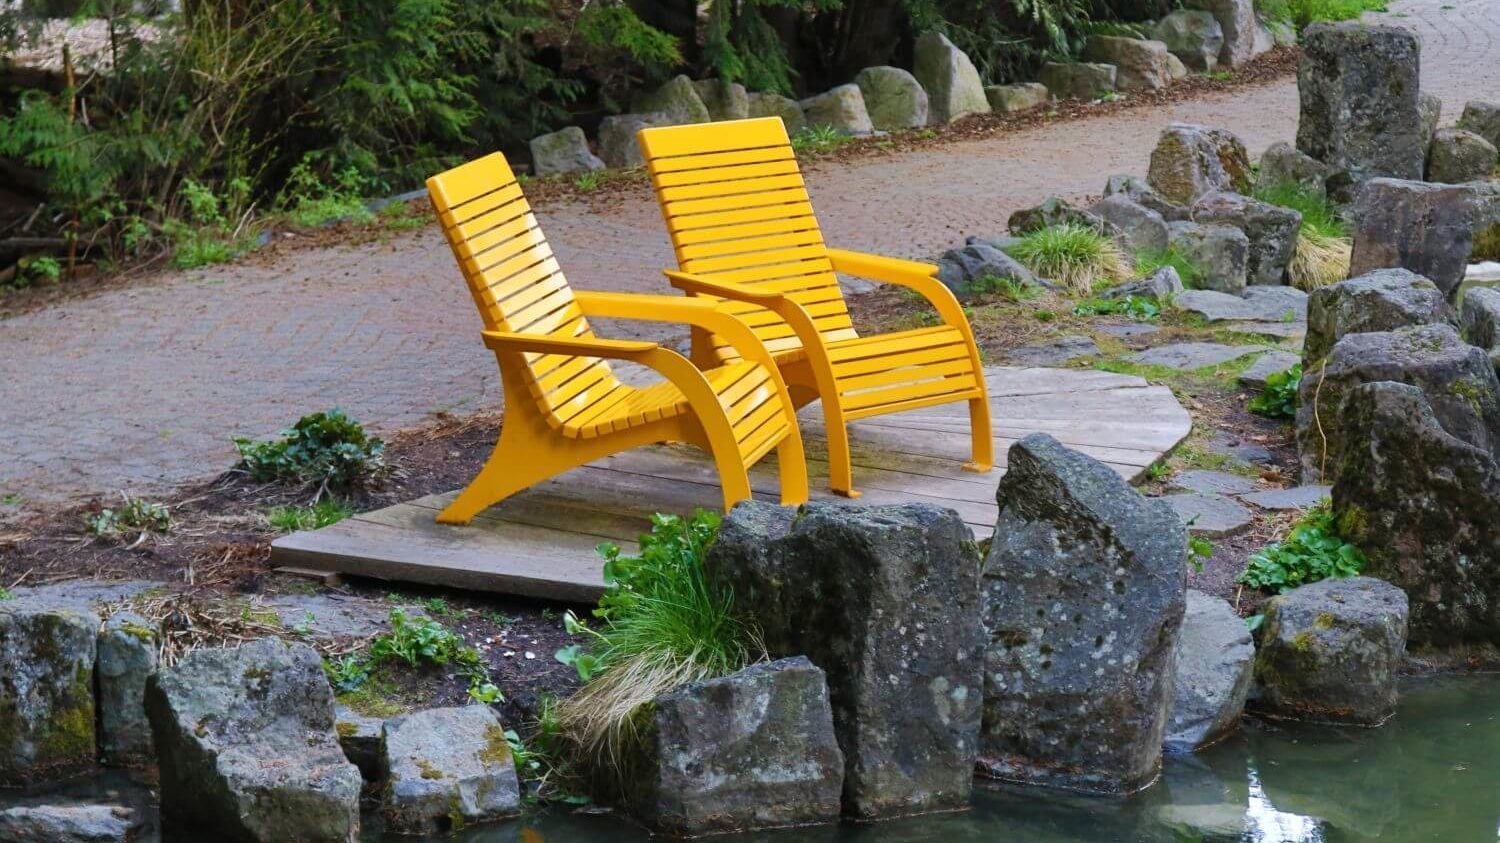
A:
[
  {"xmin": 551, "ymin": 510, "xmax": 761, "ymax": 782},
  {"xmin": 1004, "ymin": 223, "xmax": 1130, "ymax": 294},
  {"xmin": 1253, "ymin": 182, "xmax": 1352, "ymax": 290}
]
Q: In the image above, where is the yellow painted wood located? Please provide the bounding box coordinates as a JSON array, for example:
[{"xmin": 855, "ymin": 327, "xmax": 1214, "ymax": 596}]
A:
[
  {"xmin": 637, "ymin": 117, "xmax": 995, "ymax": 497},
  {"xmin": 426, "ymin": 151, "xmax": 809, "ymax": 524}
]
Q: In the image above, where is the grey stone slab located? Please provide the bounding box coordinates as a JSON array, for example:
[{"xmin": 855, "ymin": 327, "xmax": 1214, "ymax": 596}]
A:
[
  {"xmin": 1096, "ymin": 322, "xmax": 1162, "ymax": 338},
  {"xmin": 1161, "ymin": 493, "xmax": 1254, "ymax": 536},
  {"xmin": 1129, "ymin": 342, "xmax": 1263, "ymax": 371},
  {"xmin": 1005, "ymin": 335, "xmax": 1100, "ymax": 366},
  {"xmin": 1239, "ymin": 350, "xmax": 1301, "ymax": 390},
  {"xmin": 1171, "ymin": 470, "xmax": 1257, "ymax": 496},
  {"xmin": 1204, "ymin": 435, "xmax": 1274, "ymax": 467},
  {"xmin": 1241, "ymin": 485, "xmax": 1330, "ymax": 510},
  {"xmin": 1225, "ymin": 321, "xmax": 1305, "ymax": 339},
  {"xmin": 1175, "ymin": 287, "xmax": 1308, "ymax": 322}
]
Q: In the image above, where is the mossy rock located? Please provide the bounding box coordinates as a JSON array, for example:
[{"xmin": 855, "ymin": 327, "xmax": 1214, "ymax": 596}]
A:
[{"xmin": 0, "ymin": 602, "xmax": 99, "ymax": 786}]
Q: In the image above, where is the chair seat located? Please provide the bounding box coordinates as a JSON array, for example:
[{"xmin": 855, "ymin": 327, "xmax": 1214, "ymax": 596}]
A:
[
  {"xmin": 563, "ymin": 360, "xmax": 790, "ymax": 462},
  {"xmin": 812, "ymin": 325, "xmax": 983, "ymax": 418}
]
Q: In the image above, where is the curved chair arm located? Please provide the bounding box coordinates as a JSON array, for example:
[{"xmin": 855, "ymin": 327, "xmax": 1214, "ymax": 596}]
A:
[
  {"xmin": 573, "ymin": 290, "xmax": 781, "ymax": 373},
  {"xmin": 481, "ymin": 330, "xmax": 659, "ymax": 360},
  {"xmin": 825, "ymin": 247, "xmax": 970, "ymax": 334}
]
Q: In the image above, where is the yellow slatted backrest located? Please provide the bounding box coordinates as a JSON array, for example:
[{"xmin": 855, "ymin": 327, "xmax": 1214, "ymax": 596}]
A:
[
  {"xmin": 427, "ymin": 153, "xmax": 623, "ymax": 426},
  {"xmin": 638, "ymin": 118, "xmax": 858, "ymax": 356}
]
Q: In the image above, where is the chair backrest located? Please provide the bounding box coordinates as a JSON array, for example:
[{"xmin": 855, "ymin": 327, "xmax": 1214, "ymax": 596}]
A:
[
  {"xmin": 638, "ymin": 118, "xmax": 857, "ymax": 357},
  {"xmin": 427, "ymin": 153, "xmax": 622, "ymax": 425}
]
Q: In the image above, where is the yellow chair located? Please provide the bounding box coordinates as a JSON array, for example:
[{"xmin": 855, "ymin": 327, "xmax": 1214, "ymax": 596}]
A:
[
  {"xmin": 636, "ymin": 117, "xmax": 992, "ymax": 497},
  {"xmin": 426, "ymin": 152, "xmax": 809, "ymax": 524}
]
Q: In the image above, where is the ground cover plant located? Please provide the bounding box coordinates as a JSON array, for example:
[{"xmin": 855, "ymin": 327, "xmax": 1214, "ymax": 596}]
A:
[
  {"xmin": 265, "ymin": 499, "xmax": 353, "ymax": 532},
  {"xmin": 233, "ymin": 409, "xmax": 386, "ymax": 493},
  {"xmin": 552, "ymin": 510, "xmax": 760, "ymax": 777},
  {"xmin": 1249, "ymin": 362, "xmax": 1302, "ymax": 419},
  {"xmin": 1239, "ymin": 501, "xmax": 1366, "ymax": 593},
  {"xmin": 84, "ymin": 494, "xmax": 173, "ymax": 542},
  {"xmin": 1005, "ymin": 223, "xmax": 1131, "ymax": 293}
]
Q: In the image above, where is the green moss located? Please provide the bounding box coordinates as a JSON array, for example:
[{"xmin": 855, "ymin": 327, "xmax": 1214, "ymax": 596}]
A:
[
  {"xmin": 336, "ymin": 721, "xmax": 358, "ymax": 738},
  {"xmin": 417, "ymin": 759, "xmax": 445, "ymax": 780},
  {"xmin": 1337, "ymin": 503, "xmax": 1369, "ymax": 540},
  {"xmin": 479, "ymin": 724, "xmax": 512, "ymax": 767},
  {"xmin": 40, "ymin": 665, "xmax": 96, "ymax": 765},
  {"xmin": 1293, "ymin": 631, "xmax": 1316, "ymax": 652},
  {"xmin": 447, "ymin": 793, "xmax": 467, "ymax": 831},
  {"xmin": 335, "ymin": 670, "xmax": 407, "ymax": 719},
  {"xmin": 1314, "ymin": 612, "xmax": 1337, "ymax": 631},
  {"xmin": 1451, "ymin": 377, "xmax": 1489, "ymax": 416},
  {"xmin": 119, "ymin": 622, "xmax": 156, "ymax": 643}
]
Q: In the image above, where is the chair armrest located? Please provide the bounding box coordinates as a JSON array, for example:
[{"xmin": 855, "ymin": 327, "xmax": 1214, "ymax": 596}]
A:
[
  {"xmin": 573, "ymin": 290, "xmax": 779, "ymax": 371},
  {"xmin": 826, "ymin": 247, "xmax": 969, "ymax": 331},
  {"xmin": 481, "ymin": 330, "xmax": 658, "ymax": 360},
  {"xmin": 664, "ymin": 270, "xmax": 785, "ymax": 304}
]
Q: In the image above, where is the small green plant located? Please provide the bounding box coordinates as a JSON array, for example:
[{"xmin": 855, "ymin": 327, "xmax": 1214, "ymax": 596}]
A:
[
  {"xmin": 1005, "ymin": 224, "xmax": 1131, "ymax": 294},
  {"xmin": 0, "ymin": 588, "xmax": 12, "ymax": 601},
  {"xmin": 19, "ymin": 255, "xmax": 63, "ymax": 286},
  {"xmin": 1146, "ymin": 462, "xmax": 1173, "ymax": 482},
  {"xmin": 1095, "ymin": 90, "xmax": 1121, "ymax": 103},
  {"xmin": 278, "ymin": 160, "xmax": 374, "ymax": 228},
  {"xmin": 1249, "ymin": 362, "xmax": 1302, "ymax": 419},
  {"xmin": 1033, "ymin": 309, "xmax": 1056, "ymax": 322},
  {"xmin": 324, "ymin": 654, "xmax": 372, "ymax": 693},
  {"xmin": 1202, "ymin": 69, "xmax": 1233, "ymax": 82},
  {"xmin": 790, "ymin": 125, "xmax": 853, "ymax": 155},
  {"xmin": 85, "ymin": 495, "xmax": 173, "ymax": 540},
  {"xmin": 573, "ymin": 170, "xmax": 604, "ymax": 191},
  {"xmin": 1239, "ymin": 502, "xmax": 1366, "ymax": 593},
  {"xmin": 970, "ymin": 273, "xmax": 1041, "ymax": 302},
  {"xmin": 377, "ymin": 201, "xmax": 427, "ymax": 232},
  {"xmin": 552, "ymin": 510, "xmax": 758, "ymax": 767},
  {"xmin": 233, "ymin": 409, "xmax": 386, "ymax": 491},
  {"xmin": 1133, "ymin": 245, "xmax": 1200, "ymax": 289},
  {"xmin": 327, "ymin": 608, "xmax": 498, "ymax": 702},
  {"xmin": 266, "ymin": 499, "xmax": 353, "ymax": 532},
  {"xmin": 1188, "ymin": 535, "xmax": 1215, "ymax": 573},
  {"xmin": 1072, "ymin": 295, "xmax": 1162, "ymax": 321}
]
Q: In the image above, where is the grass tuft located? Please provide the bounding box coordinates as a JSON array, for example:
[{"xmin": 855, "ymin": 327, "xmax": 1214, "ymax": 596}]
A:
[
  {"xmin": 1254, "ymin": 182, "xmax": 1352, "ymax": 289},
  {"xmin": 1004, "ymin": 223, "xmax": 1130, "ymax": 294},
  {"xmin": 1133, "ymin": 245, "xmax": 1200, "ymax": 289},
  {"xmin": 266, "ymin": 499, "xmax": 352, "ymax": 532}
]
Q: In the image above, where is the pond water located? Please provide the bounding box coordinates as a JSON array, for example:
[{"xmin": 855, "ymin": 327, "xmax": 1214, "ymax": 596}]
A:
[{"xmin": 8, "ymin": 674, "xmax": 1500, "ymax": 842}]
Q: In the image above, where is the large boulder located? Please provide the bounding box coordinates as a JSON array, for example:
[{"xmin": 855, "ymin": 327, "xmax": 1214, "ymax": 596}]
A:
[
  {"xmin": 1093, "ymin": 193, "xmax": 1170, "ymax": 253},
  {"xmin": 1104, "ymin": 173, "xmax": 1190, "ymax": 221},
  {"xmin": 1303, "ymin": 267, "xmax": 1456, "ymax": 366},
  {"xmin": 1084, "ymin": 36, "xmax": 1173, "ymax": 91},
  {"xmin": 621, "ymin": 657, "xmax": 844, "ymax": 835},
  {"xmin": 708, "ymin": 501, "xmax": 983, "ymax": 820},
  {"xmin": 631, "ymin": 74, "xmax": 711, "ymax": 126},
  {"xmin": 1426, "ymin": 127, "xmax": 1498, "ymax": 184},
  {"xmin": 913, "ymin": 31, "xmax": 989, "ymax": 124},
  {"xmin": 986, "ymin": 82, "xmax": 1050, "ymax": 114},
  {"xmin": 934, "ymin": 242, "xmax": 1040, "ymax": 299},
  {"xmin": 1461, "ymin": 286, "xmax": 1500, "ymax": 351},
  {"xmin": 1148, "ymin": 123, "xmax": 1253, "ymax": 205},
  {"xmin": 1297, "ymin": 323, "xmax": 1500, "ymax": 484},
  {"xmin": 1252, "ymin": 576, "xmax": 1409, "ymax": 725},
  {"xmin": 1255, "ymin": 141, "xmax": 1334, "ymax": 201},
  {"xmin": 0, "ymin": 598, "xmax": 97, "ymax": 786},
  {"xmin": 97, "ymin": 611, "xmax": 158, "ymax": 766},
  {"xmin": 747, "ymin": 91, "xmax": 807, "ymax": 133},
  {"xmin": 855, "ymin": 66, "xmax": 929, "ymax": 131},
  {"xmin": 1296, "ymin": 23, "xmax": 1424, "ymax": 196},
  {"xmin": 800, "ymin": 84, "xmax": 875, "ymax": 136},
  {"xmin": 145, "ymin": 638, "xmax": 362, "ymax": 843},
  {"xmin": 1349, "ymin": 178, "xmax": 1495, "ymax": 299},
  {"xmin": 978, "ymin": 434, "xmax": 1187, "ymax": 794},
  {"xmin": 1168, "ymin": 220, "xmax": 1250, "ymax": 295},
  {"xmin": 1153, "ymin": 10, "xmax": 1224, "ymax": 71},
  {"xmin": 1165, "ymin": 591, "xmax": 1253, "ymax": 753},
  {"xmin": 1191, "ymin": 191, "xmax": 1302, "ymax": 285},
  {"xmin": 1458, "ymin": 100, "xmax": 1500, "ymax": 149},
  {"xmin": 1039, "ymin": 61, "xmax": 1117, "ymax": 101},
  {"xmin": 381, "ymin": 706, "xmax": 521, "ymax": 835},
  {"xmin": 692, "ymin": 78, "xmax": 749, "ymax": 121},
  {"xmin": 528, "ymin": 126, "xmax": 604, "ymax": 176},
  {"xmin": 597, "ymin": 112, "xmax": 667, "ymax": 169},
  {"xmin": 1008, "ymin": 195, "xmax": 1112, "ymax": 236},
  {"xmin": 1334, "ymin": 382, "xmax": 1500, "ymax": 645},
  {"xmin": 1185, "ymin": 0, "xmax": 1257, "ymax": 67},
  {"xmin": 0, "ymin": 804, "xmax": 138, "ymax": 843}
]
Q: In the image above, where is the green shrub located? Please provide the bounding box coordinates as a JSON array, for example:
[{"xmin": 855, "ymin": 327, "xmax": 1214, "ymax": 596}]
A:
[
  {"xmin": 85, "ymin": 495, "xmax": 173, "ymax": 540},
  {"xmin": 1005, "ymin": 224, "xmax": 1130, "ymax": 293},
  {"xmin": 233, "ymin": 409, "xmax": 386, "ymax": 490},
  {"xmin": 553, "ymin": 510, "xmax": 758, "ymax": 766},
  {"xmin": 1133, "ymin": 245, "xmax": 1200, "ymax": 288},
  {"xmin": 1239, "ymin": 502, "xmax": 1365, "ymax": 593},
  {"xmin": 1249, "ymin": 362, "xmax": 1301, "ymax": 418},
  {"xmin": 266, "ymin": 499, "xmax": 353, "ymax": 532},
  {"xmin": 1257, "ymin": 0, "xmax": 1388, "ymax": 30}
]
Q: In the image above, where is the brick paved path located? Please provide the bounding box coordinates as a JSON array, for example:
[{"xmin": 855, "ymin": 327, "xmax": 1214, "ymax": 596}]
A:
[{"xmin": 1, "ymin": 0, "xmax": 1493, "ymax": 514}]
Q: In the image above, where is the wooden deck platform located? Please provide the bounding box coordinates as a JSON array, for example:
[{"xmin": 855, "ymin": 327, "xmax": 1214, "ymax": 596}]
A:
[{"xmin": 270, "ymin": 367, "xmax": 1192, "ymax": 603}]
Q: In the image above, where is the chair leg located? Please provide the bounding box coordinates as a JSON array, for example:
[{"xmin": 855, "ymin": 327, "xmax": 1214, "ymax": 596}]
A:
[
  {"xmin": 709, "ymin": 448, "xmax": 755, "ymax": 512},
  {"xmin": 824, "ymin": 421, "xmax": 862, "ymax": 499},
  {"xmin": 964, "ymin": 395, "xmax": 995, "ymax": 473},
  {"xmin": 776, "ymin": 434, "xmax": 810, "ymax": 506},
  {"xmin": 436, "ymin": 448, "xmax": 533, "ymax": 525}
]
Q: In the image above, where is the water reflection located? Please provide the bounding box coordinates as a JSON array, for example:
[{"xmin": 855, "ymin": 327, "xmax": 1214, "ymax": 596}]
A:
[{"xmin": 6, "ymin": 676, "xmax": 1500, "ymax": 843}]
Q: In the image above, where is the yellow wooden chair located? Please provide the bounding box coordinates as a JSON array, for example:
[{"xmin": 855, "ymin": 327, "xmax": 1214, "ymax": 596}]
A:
[
  {"xmin": 636, "ymin": 117, "xmax": 992, "ymax": 497},
  {"xmin": 426, "ymin": 152, "xmax": 809, "ymax": 524}
]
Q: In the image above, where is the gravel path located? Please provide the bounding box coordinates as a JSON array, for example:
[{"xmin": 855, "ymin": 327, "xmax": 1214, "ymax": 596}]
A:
[{"xmin": 1, "ymin": 0, "xmax": 1493, "ymax": 513}]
